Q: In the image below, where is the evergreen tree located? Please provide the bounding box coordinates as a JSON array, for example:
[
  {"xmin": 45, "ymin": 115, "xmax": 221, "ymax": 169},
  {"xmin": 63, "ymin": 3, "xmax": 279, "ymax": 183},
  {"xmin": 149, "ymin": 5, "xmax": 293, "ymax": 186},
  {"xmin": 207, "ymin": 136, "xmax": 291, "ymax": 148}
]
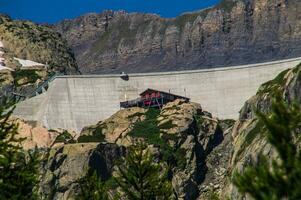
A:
[
  {"xmin": 0, "ymin": 98, "xmax": 40, "ymax": 200},
  {"xmin": 232, "ymin": 94, "xmax": 301, "ymax": 200},
  {"xmin": 115, "ymin": 143, "xmax": 173, "ymax": 200},
  {"xmin": 77, "ymin": 170, "xmax": 109, "ymax": 200}
]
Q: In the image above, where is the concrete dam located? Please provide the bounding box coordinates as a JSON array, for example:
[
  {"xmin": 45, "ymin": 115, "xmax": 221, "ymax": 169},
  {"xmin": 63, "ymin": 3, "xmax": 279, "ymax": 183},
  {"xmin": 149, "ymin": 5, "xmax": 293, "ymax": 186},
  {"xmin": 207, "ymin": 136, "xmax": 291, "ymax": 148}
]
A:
[{"xmin": 13, "ymin": 57, "xmax": 301, "ymax": 132}]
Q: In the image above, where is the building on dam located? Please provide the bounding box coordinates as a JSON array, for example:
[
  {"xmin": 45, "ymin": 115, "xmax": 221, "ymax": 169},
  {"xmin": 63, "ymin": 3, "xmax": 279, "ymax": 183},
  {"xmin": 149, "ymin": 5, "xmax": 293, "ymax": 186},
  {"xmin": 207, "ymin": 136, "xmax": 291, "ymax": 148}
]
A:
[{"xmin": 13, "ymin": 57, "xmax": 301, "ymax": 132}]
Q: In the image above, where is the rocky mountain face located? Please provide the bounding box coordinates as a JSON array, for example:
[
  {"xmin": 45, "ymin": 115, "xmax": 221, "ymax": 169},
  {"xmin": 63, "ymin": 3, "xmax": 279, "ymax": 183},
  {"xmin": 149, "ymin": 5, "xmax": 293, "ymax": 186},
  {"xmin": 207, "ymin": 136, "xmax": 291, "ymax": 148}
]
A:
[
  {"xmin": 0, "ymin": 14, "xmax": 79, "ymax": 98},
  {"xmin": 0, "ymin": 14, "xmax": 78, "ymax": 74},
  {"xmin": 55, "ymin": 0, "xmax": 301, "ymax": 74},
  {"xmin": 223, "ymin": 62, "xmax": 301, "ymax": 199}
]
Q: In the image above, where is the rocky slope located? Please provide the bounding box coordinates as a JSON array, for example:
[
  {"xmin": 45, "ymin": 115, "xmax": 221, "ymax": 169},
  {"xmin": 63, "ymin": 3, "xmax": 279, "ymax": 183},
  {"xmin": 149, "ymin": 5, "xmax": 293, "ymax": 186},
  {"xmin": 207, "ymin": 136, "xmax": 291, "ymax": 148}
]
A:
[
  {"xmin": 0, "ymin": 14, "xmax": 78, "ymax": 74},
  {"xmin": 222, "ymin": 63, "xmax": 301, "ymax": 199},
  {"xmin": 0, "ymin": 14, "xmax": 79, "ymax": 98},
  {"xmin": 55, "ymin": 0, "xmax": 301, "ymax": 74},
  {"xmin": 40, "ymin": 99, "xmax": 234, "ymax": 199}
]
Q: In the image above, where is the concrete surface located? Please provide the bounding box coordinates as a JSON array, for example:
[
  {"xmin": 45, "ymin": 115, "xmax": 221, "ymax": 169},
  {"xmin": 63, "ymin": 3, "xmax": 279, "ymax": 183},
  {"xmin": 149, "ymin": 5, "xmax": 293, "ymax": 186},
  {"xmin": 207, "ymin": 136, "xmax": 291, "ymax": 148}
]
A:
[{"xmin": 13, "ymin": 57, "xmax": 301, "ymax": 132}]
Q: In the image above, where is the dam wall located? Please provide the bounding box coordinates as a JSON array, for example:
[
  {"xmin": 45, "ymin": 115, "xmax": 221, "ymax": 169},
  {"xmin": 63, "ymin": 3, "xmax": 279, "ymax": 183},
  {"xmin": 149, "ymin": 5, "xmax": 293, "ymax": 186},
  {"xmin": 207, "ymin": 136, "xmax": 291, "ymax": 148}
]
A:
[{"xmin": 13, "ymin": 57, "xmax": 301, "ymax": 132}]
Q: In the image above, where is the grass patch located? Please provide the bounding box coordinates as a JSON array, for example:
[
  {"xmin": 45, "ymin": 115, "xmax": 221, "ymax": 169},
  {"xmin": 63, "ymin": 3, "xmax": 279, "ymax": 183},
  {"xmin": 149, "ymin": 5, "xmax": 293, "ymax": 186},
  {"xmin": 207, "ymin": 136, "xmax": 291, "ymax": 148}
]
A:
[
  {"xmin": 195, "ymin": 115, "xmax": 205, "ymax": 130},
  {"xmin": 158, "ymin": 120, "xmax": 177, "ymax": 130},
  {"xmin": 215, "ymin": 0, "xmax": 238, "ymax": 13},
  {"xmin": 174, "ymin": 13, "xmax": 199, "ymax": 31},
  {"xmin": 129, "ymin": 108, "xmax": 161, "ymax": 144},
  {"xmin": 77, "ymin": 126, "xmax": 106, "ymax": 143},
  {"xmin": 54, "ymin": 130, "xmax": 76, "ymax": 144},
  {"xmin": 92, "ymin": 29, "xmax": 113, "ymax": 53},
  {"xmin": 128, "ymin": 108, "xmax": 186, "ymax": 168},
  {"xmin": 12, "ymin": 69, "xmax": 42, "ymax": 86},
  {"xmin": 104, "ymin": 177, "xmax": 119, "ymax": 189},
  {"xmin": 235, "ymin": 120, "xmax": 265, "ymax": 163},
  {"xmin": 92, "ymin": 17, "xmax": 138, "ymax": 53},
  {"xmin": 257, "ymin": 68, "xmax": 290, "ymax": 95},
  {"xmin": 174, "ymin": 148, "xmax": 187, "ymax": 170}
]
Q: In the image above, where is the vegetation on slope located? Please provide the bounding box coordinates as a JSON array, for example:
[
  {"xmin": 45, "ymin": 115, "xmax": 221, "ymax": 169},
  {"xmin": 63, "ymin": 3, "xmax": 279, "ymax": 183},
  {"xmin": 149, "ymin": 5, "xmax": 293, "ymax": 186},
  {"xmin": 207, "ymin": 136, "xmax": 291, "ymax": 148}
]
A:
[
  {"xmin": 0, "ymin": 15, "xmax": 78, "ymax": 74},
  {"xmin": 215, "ymin": 0, "xmax": 238, "ymax": 13},
  {"xmin": 128, "ymin": 108, "xmax": 187, "ymax": 169},
  {"xmin": 115, "ymin": 144, "xmax": 173, "ymax": 199},
  {"xmin": 77, "ymin": 126, "xmax": 106, "ymax": 143},
  {"xmin": 233, "ymin": 94, "xmax": 301, "ymax": 199},
  {"xmin": 0, "ymin": 99, "xmax": 40, "ymax": 199}
]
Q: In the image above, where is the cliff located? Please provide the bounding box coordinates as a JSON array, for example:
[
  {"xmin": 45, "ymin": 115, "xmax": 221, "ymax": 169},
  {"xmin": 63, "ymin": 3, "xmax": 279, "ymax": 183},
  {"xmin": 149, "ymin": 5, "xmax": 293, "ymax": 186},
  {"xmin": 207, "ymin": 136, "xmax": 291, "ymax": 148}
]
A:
[
  {"xmin": 55, "ymin": 0, "xmax": 301, "ymax": 74},
  {"xmin": 223, "ymin": 62, "xmax": 301, "ymax": 199}
]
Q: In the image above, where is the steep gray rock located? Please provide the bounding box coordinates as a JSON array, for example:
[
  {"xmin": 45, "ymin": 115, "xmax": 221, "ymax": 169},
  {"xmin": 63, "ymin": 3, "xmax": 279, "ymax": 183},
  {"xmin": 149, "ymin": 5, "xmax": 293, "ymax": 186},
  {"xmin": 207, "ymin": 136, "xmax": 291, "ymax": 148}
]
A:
[
  {"xmin": 55, "ymin": 0, "xmax": 301, "ymax": 74},
  {"xmin": 222, "ymin": 63, "xmax": 301, "ymax": 199},
  {"xmin": 78, "ymin": 99, "xmax": 235, "ymax": 199}
]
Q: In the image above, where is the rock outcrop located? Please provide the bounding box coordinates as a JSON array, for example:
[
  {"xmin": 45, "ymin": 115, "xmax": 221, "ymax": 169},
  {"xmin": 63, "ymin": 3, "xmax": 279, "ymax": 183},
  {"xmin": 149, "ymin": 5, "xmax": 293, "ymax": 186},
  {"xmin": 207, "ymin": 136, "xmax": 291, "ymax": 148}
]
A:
[
  {"xmin": 12, "ymin": 118, "xmax": 79, "ymax": 150},
  {"xmin": 40, "ymin": 143, "xmax": 126, "ymax": 200},
  {"xmin": 78, "ymin": 99, "xmax": 234, "ymax": 199},
  {"xmin": 80, "ymin": 107, "xmax": 146, "ymax": 146},
  {"xmin": 14, "ymin": 119, "xmax": 59, "ymax": 150},
  {"xmin": 221, "ymin": 63, "xmax": 301, "ymax": 199},
  {"xmin": 55, "ymin": 0, "xmax": 301, "ymax": 74}
]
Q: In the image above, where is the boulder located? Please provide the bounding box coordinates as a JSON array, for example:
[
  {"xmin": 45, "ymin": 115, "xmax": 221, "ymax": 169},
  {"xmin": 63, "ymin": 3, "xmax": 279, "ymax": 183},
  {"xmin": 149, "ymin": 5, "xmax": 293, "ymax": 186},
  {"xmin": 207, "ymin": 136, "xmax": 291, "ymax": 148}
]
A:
[{"xmin": 40, "ymin": 143, "xmax": 126, "ymax": 200}]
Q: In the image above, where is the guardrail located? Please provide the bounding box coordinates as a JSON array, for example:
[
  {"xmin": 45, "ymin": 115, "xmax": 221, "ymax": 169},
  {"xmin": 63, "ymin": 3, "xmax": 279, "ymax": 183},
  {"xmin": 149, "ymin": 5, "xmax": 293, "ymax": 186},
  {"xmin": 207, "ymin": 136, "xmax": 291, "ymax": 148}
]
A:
[
  {"xmin": 29, "ymin": 72, "xmax": 61, "ymax": 98},
  {"xmin": 11, "ymin": 72, "xmax": 61, "ymax": 101}
]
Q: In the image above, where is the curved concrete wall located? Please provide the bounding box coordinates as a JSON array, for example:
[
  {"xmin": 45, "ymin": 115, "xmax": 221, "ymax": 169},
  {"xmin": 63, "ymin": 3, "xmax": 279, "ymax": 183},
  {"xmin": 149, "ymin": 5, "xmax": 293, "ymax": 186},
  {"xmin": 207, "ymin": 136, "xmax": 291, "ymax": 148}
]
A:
[{"xmin": 14, "ymin": 57, "xmax": 301, "ymax": 132}]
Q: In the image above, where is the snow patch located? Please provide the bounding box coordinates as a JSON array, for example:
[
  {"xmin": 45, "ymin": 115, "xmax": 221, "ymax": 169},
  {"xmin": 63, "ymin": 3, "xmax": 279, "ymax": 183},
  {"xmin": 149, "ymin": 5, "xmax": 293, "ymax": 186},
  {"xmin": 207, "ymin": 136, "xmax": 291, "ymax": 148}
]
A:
[
  {"xmin": 14, "ymin": 58, "xmax": 45, "ymax": 68},
  {"xmin": 0, "ymin": 65, "xmax": 13, "ymax": 71},
  {"xmin": 0, "ymin": 41, "xmax": 11, "ymax": 71}
]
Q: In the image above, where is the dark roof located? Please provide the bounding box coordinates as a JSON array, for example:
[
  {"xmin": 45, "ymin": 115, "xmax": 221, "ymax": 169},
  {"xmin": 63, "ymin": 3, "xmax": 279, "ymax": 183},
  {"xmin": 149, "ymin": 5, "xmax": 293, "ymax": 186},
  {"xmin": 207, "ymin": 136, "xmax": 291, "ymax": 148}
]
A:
[{"xmin": 139, "ymin": 88, "xmax": 189, "ymax": 100}]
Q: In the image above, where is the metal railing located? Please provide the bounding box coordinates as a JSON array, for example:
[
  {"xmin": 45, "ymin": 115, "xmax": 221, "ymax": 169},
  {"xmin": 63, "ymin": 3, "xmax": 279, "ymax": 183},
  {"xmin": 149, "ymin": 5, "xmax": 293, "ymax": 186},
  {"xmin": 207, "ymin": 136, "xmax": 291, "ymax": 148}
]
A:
[
  {"xmin": 29, "ymin": 72, "xmax": 61, "ymax": 98},
  {"xmin": 11, "ymin": 72, "xmax": 61, "ymax": 101}
]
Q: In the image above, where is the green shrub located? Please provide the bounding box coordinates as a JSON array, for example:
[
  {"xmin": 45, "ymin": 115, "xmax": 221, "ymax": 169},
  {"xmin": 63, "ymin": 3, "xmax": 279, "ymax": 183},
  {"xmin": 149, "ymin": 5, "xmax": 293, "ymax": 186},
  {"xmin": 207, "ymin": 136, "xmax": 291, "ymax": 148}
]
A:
[
  {"xmin": 0, "ymin": 98, "xmax": 40, "ymax": 199},
  {"xmin": 54, "ymin": 130, "xmax": 76, "ymax": 144},
  {"xmin": 158, "ymin": 120, "xmax": 177, "ymax": 130},
  {"xmin": 234, "ymin": 119, "xmax": 265, "ymax": 163},
  {"xmin": 115, "ymin": 144, "xmax": 173, "ymax": 199},
  {"xmin": 175, "ymin": 13, "xmax": 199, "ymax": 31},
  {"xmin": 128, "ymin": 108, "xmax": 186, "ymax": 168},
  {"xmin": 128, "ymin": 108, "xmax": 161, "ymax": 144},
  {"xmin": 216, "ymin": 0, "xmax": 237, "ymax": 12},
  {"xmin": 12, "ymin": 69, "xmax": 42, "ymax": 86},
  {"xmin": 76, "ymin": 171, "xmax": 109, "ymax": 200},
  {"xmin": 257, "ymin": 68, "xmax": 290, "ymax": 95},
  {"xmin": 233, "ymin": 93, "xmax": 301, "ymax": 199},
  {"xmin": 77, "ymin": 127, "xmax": 105, "ymax": 143}
]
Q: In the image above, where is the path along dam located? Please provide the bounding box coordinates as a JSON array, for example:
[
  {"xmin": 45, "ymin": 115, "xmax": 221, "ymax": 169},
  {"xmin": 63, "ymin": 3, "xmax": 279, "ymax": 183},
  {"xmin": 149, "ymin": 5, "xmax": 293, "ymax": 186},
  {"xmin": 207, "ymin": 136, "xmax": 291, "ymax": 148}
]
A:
[{"xmin": 14, "ymin": 57, "xmax": 301, "ymax": 132}]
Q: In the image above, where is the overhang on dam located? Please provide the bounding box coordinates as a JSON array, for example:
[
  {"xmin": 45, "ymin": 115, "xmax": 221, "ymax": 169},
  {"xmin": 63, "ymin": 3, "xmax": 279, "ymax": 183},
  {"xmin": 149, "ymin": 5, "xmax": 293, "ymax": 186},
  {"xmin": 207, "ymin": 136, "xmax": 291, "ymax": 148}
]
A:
[{"xmin": 13, "ymin": 57, "xmax": 301, "ymax": 132}]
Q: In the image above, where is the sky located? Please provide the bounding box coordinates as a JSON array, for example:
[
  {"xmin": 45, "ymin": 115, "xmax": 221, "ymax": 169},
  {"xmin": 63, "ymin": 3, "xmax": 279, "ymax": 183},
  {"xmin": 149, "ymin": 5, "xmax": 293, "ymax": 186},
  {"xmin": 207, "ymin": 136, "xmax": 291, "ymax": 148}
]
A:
[{"xmin": 0, "ymin": 0, "xmax": 220, "ymax": 24}]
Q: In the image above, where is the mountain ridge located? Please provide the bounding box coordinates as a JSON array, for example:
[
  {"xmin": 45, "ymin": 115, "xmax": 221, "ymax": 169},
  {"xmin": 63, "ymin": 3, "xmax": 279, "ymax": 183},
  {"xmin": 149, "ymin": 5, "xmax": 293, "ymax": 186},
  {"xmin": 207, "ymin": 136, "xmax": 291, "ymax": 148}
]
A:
[{"xmin": 55, "ymin": 0, "xmax": 301, "ymax": 74}]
